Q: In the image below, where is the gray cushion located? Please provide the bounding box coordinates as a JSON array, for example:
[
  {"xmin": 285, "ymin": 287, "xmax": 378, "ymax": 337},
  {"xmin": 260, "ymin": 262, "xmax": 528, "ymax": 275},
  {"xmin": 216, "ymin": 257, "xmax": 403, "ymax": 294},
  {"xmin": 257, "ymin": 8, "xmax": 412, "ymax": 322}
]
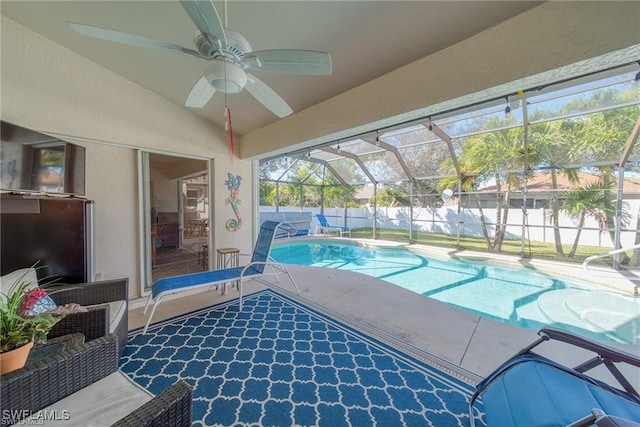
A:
[{"xmin": 30, "ymin": 371, "xmax": 152, "ymax": 426}]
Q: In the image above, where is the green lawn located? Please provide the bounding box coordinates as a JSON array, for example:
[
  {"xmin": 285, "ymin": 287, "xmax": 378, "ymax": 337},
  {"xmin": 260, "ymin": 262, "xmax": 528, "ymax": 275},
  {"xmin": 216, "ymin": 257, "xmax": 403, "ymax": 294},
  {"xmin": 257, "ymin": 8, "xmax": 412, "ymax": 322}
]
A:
[{"xmin": 349, "ymin": 228, "xmax": 639, "ymax": 269}]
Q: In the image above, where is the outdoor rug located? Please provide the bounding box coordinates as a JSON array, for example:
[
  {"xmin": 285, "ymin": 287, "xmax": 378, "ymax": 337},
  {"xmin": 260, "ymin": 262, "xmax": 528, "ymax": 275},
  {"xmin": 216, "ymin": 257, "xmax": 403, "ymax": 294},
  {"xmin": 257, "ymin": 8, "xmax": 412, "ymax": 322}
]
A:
[{"xmin": 121, "ymin": 289, "xmax": 485, "ymax": 426}]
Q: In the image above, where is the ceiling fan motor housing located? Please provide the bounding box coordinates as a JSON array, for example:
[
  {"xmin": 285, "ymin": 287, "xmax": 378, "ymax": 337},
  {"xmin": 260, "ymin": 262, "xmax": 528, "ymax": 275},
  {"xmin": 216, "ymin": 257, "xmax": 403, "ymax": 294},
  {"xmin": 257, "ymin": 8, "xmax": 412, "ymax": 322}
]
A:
[
  {"xmin": 194, "ymin": 28, "xmax": 251, "ymax": 61},
  {"xmin": 205, "ymin": 60, "xmax": 247, "ymax": 94}
]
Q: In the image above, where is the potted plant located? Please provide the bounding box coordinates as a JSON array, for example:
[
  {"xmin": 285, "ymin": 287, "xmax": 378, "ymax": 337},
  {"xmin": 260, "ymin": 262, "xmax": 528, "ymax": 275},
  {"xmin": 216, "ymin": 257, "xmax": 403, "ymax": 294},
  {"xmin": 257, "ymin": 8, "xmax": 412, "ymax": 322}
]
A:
[{"xmin": 0, "ymin": 272, "xmax": 64, "ymax": 374}]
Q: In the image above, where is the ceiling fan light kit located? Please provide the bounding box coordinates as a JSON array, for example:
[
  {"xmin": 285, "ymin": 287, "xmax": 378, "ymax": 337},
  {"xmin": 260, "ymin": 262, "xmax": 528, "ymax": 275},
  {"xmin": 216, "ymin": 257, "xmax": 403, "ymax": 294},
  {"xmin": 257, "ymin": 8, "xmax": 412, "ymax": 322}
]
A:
[{"xmin": 205, "ymin": 60, "xmax": 247, "ymax": 94}]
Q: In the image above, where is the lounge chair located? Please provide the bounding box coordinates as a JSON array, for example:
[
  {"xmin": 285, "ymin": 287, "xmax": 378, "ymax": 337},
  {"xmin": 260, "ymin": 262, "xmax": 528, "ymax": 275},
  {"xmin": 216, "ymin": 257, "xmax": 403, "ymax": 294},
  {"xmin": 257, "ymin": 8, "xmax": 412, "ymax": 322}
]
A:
[
  {"xmin": 469, "ymin": 327, "xmax": 640, "ymax": 427},
  {"xmin": 316, "ymin": 213, "xmax": 351, "ymax": 236},
  {"xmin": 142, "ymin": 221, "xmax": 300, "ymax": 333}
]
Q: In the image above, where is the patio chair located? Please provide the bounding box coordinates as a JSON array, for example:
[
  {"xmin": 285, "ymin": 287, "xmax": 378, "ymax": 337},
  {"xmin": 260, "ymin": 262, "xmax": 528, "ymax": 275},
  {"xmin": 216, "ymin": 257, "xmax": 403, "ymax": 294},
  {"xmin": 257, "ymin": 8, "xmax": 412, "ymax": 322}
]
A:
[
  {"xmin": 142, "ymin": 221, "xmax": 300, "ymax": 333},
  {"xmin": 0, "ymin": 333, "xmax": 192, "ymax": 426},
  {"xmin": 316, "ymin": 213, "xmax": 351, "ymax": 237},
  {"xmin": 469, "ymin": 327, "xmax": 640, "ymax": 427}
]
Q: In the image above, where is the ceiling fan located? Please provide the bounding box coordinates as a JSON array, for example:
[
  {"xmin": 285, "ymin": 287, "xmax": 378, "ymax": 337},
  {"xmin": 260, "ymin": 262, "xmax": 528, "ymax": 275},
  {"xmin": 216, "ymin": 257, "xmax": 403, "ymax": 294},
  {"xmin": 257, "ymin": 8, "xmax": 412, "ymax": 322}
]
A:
[{"xmin": 68, "ymin": 0, "xmax": 332, "ymax": 118}]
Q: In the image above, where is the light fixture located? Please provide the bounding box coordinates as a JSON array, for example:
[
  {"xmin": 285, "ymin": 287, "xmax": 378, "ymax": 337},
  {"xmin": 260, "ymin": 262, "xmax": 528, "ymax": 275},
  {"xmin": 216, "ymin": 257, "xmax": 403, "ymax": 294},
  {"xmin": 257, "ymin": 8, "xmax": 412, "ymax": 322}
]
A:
[
  {"xmin": 428, "ymin": 117, "xmax": 433, "ymax": 131},
  {"xmin": 504, "ymin": 96, "xmax": 512, "ymax": 118},
  {"xmin": 204, "ymin": 60, "xmax": 247, "ymax": 94}
]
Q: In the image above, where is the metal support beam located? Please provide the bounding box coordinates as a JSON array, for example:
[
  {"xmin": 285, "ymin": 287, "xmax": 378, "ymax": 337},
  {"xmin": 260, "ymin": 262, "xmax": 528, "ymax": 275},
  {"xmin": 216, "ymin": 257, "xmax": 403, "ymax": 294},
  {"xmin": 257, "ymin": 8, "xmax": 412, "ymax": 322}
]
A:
[
  {"xmin": 614, "ymin": 117, "xmax": 640, "ymax": 269},
  {"xmin": 456, "ymin": 179, "xmax": 462, "ymax": 247},
  {"xmin": 614, "ymin": 165, "xmax": 624, "ymax": 269},
  {"xmin": 373, "ymin": 183, "xmax": 378, "ymax": 239},
  {"xmin": 618, "ymin": 116, "xmax": 640, "ymax": 167},
  {"xmin": 432, "ymin": 122, "xmax": 464, "ymax": 247},
  {"xmin": 431, "ymin": 123, "xmax": 462, "ymax": 176},
  {"xmin": 409, "ymin": 180, "xmax": 414, "ymax": 242},
  {"xmin": 304, "ymin": 157, "xmax": 350, "ymax": 187},
  {"xmin": 321, "ymin": 147, "xmax": 378, "ymax": 186},
  {"xmin": 521, "ymin": 94, "xmax": 530, "ymax": 258},
  {"xmin": 362, "ymin": 135, "xmax": 414, "ymax": 181}
]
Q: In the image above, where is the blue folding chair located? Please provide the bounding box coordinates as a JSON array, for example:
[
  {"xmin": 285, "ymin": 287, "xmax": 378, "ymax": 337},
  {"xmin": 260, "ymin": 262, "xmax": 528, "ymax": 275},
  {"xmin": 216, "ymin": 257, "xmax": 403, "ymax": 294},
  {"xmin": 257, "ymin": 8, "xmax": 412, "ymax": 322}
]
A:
[
  {"xmin": 142, "ymin": 221, "xmax": 300, "ymax": 333},
  {"xmin": 470, "ymin": 327, "xmax": 640, "ymax": 426},
  {"xmin": 316, "ymin": 213, "xmax": 351, "ymax": 236}
]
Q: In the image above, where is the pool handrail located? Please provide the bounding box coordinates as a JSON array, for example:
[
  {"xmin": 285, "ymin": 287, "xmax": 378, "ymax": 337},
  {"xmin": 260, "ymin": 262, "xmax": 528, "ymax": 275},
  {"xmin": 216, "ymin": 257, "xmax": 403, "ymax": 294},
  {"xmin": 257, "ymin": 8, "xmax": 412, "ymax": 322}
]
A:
[{"xmin": 582, "ymin": 243, "xmax": 640, "ymax": 270}]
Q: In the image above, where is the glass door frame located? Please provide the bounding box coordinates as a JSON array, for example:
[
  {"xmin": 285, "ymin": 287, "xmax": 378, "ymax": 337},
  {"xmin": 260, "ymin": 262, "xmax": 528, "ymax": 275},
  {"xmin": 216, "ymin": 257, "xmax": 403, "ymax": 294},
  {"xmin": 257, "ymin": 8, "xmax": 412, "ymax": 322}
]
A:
[{"xmin": 137, "ymin": 150, "xmax": 213, "ymax": 297}]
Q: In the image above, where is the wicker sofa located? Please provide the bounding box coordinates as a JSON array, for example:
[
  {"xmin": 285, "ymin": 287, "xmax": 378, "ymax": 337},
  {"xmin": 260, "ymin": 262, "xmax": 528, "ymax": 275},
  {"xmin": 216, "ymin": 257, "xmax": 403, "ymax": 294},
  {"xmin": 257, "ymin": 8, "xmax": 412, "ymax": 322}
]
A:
[
  {"xmin": 0, "ymin": 333, "xmax": 192, "ymax": 426},
  {"xmin": 48, "ymin": 278, "xmax": 129, "ymax": 357},
  {"xmin": 0, "ymin": 268, "xmax": 129, "ymax": 357}
]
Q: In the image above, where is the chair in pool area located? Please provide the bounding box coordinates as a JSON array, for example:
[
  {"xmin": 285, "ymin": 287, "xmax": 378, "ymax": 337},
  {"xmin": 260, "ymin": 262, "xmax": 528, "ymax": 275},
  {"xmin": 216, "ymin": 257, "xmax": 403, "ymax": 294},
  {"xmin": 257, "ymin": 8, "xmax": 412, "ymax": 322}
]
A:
[
  {"xmin": 469, "ymin": 327, "xmax": 640, "ymax": 427},
  {"xmin": 315, "ymin": 213, "xmax": 351, "ymax": 237},
  {"xmin": 142, "ymin": 221, "xmax": 301, "ymax": 334}
]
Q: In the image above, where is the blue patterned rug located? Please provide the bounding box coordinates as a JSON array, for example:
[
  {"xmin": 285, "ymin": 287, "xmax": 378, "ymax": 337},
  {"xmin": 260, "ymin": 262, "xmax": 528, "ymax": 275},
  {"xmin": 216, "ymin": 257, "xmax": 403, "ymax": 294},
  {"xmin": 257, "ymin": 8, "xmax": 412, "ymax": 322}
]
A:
[{"xmin": 121, "ymin": 289, "xmax": 485, "ymax": 426}]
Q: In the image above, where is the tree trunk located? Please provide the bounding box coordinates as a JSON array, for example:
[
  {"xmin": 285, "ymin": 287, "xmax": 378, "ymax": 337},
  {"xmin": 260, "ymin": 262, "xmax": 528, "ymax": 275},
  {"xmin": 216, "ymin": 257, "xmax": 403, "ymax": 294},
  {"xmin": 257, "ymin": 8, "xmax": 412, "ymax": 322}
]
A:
[
  {"xmin": 568, "ymin": 213, "xmax": 585, "ymax": 258},
  {"xmin": 489, "ymin": 175, "xmax": 503, "ymax": 252},
  {"xmin": 493, "ymin": 185, "xmax": 511, "ymax": 252},
  {"xmin": 551, "ymin": 170, "xmax": 565, "ymax": 257},
  {"xmin": 602, "ymin": 173, "xmax": 630, "ymax": 265},
  {"xmin": 475, "ymin": 194, "xmax": 493, "ymax": 251}
]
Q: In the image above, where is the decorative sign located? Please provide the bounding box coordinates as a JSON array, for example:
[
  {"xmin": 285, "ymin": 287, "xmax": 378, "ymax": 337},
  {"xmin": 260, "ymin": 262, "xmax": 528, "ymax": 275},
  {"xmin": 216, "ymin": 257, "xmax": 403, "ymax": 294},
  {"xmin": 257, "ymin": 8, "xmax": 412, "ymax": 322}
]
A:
[{"xmin": 225, "ymin": 173, "xmax": 242, "ymax": 232}]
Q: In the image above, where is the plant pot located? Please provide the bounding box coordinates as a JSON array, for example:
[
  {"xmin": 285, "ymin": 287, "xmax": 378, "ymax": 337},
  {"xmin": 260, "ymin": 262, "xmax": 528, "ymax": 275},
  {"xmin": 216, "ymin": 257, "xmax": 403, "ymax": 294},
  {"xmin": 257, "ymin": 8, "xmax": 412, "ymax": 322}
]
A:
[{"xmin": 0, "ymin": 341, "xmax": 34, "ymax": 375}]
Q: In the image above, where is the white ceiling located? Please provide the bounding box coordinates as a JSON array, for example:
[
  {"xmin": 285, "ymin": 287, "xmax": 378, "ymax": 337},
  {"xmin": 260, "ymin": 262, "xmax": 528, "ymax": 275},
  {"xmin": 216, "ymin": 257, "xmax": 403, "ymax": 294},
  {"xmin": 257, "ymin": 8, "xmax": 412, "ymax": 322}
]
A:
[{"xmin": 1, "ymin": 1, "xmax": 541, "ymax": 136}]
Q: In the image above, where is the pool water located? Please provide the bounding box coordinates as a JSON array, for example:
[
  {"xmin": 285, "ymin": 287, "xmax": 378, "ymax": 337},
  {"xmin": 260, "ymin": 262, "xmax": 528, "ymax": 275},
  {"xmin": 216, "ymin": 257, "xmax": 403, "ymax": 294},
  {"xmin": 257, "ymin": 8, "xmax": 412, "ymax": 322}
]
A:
[{"xmin": 270, "ymin": 240, "xmax": 640, "ymax": 345}]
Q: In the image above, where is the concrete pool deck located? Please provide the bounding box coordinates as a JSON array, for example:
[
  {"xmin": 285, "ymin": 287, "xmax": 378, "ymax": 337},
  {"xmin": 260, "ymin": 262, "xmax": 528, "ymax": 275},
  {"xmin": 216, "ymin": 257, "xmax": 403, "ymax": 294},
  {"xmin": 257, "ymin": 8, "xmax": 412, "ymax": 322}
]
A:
[{"xmin": 129, "ymin": 243, "xmax": 640, "ymax": 387}]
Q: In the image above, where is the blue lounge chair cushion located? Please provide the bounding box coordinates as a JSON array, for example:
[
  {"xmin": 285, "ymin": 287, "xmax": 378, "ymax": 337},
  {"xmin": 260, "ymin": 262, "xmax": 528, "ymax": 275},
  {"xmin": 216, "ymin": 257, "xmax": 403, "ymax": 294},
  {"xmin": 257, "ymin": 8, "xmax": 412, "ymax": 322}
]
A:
[
  {"xmin": 316, "ymin": 213, "xmax": 350, "ymax": 235},
  {"xmin": 482, "ymin": 357, "xmax": 640, "ymax": 426},
  {"xmin": 142, "ymin": 221, "xmax": 302, "ymax": 334},
  {"xmin": 152, "ymin": 266, "xmax": 263, "ymax": 298}
]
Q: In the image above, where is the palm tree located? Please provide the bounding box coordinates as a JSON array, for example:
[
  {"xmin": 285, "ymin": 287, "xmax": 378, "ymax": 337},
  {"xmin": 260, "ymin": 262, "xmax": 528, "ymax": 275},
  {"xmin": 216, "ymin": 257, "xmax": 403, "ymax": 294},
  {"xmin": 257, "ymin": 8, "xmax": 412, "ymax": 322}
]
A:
[
  {"xmin": 560, "ymin": 181, "xmax": 613, "ymax": 258},
  {"xmin": 566, "ymin": 93, "xmax": 639, "ymax": 264},
  {"xmin": 529, "ymin": 119, "xmax": 580, "ymax": 257},
  {"xmin": 439, "ymin": 123, "xmax": 531, "ymax": 252}
]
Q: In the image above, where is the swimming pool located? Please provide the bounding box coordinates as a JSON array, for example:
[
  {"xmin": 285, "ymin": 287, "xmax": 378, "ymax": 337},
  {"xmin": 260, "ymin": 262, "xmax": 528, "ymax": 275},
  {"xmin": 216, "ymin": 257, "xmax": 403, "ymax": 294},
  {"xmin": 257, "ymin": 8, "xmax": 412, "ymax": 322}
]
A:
[{"xmin": 270, "ymin": 240, "xmax": 640, "ymax": 345}]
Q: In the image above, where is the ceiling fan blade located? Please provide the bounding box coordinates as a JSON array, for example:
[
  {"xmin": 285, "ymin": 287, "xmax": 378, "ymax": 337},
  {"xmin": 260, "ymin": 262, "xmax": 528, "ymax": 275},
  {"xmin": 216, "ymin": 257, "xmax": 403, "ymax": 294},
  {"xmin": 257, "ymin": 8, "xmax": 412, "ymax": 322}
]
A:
[
  {"xmin": 243, "ymin": 50, "xmax": 332, "ymax": 75},
  {"xmin": 180, "ymin": 0, "xmax": 227, "ymax": 51},
  {"xmin": 68, "ymin": 22, "xmax": 200, "ymax": 58},
  {"xmin": 245, "ymin": 73, "xmax": 293, "ymax": 118},
  {"xmin": 185, "ymin": 76, "xmax": 216, "ymax": 108}
]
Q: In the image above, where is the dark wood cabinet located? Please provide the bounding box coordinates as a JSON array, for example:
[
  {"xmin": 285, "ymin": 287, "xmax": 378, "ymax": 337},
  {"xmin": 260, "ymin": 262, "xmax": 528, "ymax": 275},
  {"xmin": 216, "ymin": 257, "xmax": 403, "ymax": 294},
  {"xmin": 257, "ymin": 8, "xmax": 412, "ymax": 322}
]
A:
[
  {"xmin": 155, "ymin": 212, "xmax": 179, "ymax": 249},
  {"xmin": 156, "ymin": 222, "xmax": 178, "ymax": 248}
]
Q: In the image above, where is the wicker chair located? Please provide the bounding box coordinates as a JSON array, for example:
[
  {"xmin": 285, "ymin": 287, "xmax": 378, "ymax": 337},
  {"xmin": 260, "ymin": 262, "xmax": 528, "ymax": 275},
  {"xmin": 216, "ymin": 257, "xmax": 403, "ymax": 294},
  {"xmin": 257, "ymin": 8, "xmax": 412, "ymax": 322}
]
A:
[
  {"xmin": 0, "ymin": 334, "xmax": 192, "ymax": 426},
  {"xmin": 48, "ymin": 278, "xmax": 129, "ymax": 356}
]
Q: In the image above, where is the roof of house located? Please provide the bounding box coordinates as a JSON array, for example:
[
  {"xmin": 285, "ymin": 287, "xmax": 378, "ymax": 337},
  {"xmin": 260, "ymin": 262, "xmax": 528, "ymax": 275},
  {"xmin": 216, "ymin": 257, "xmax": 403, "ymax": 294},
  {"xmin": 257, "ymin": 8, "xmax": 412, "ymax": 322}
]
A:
[{"xmin": 482, "ymin": 171, "xmax": 640, "ymax": 194}]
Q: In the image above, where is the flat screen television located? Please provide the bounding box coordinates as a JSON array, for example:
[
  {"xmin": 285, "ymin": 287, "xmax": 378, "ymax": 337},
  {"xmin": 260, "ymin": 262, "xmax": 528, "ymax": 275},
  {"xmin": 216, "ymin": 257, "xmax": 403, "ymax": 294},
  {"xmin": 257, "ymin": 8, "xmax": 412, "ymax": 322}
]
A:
[{"xmin": 1, "ymin": 121, "xmax": 85, "ymax": 195}]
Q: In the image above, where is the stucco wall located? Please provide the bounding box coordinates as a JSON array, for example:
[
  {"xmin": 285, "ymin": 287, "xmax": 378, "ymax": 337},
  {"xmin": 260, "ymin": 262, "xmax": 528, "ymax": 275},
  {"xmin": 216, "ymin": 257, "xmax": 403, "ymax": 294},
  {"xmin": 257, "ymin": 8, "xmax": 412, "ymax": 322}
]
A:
[{"xmin": 1, "ymin": 16, "xmax": 256, "ymax": 298}]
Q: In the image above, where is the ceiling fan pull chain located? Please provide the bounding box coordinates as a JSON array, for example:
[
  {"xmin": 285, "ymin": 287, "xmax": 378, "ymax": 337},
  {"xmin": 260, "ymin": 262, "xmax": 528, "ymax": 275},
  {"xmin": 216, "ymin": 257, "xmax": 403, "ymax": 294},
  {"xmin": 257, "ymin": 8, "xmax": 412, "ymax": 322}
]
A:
[{"xmin": 225, "ymin": 106, "xmax": 234, "ymax": 160}]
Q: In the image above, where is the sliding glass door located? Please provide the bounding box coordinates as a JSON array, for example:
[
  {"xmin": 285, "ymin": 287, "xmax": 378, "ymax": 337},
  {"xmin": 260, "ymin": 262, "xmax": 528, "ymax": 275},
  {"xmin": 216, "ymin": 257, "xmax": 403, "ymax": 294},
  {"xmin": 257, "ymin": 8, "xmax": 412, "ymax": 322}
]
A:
[{"xmin": 138, "ymin": 151, "xmax": 211, "ymax": 294}]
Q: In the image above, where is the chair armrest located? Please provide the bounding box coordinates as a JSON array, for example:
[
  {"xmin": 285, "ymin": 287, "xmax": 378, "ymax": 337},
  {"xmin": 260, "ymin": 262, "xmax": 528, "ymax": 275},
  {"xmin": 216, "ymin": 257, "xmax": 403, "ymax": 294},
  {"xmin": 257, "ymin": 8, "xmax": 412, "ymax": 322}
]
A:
[
  {"xmin": 0, "ymin": 334, "xmax": 119, "ymax": 426},
  {"xmin": 538, "ymin": 327, "xmax": 640, "ymax": 367},
  {"xmin": 49, "ymin": 278, "xmax": 129, "ymax": 306},
  {"xmin": 48, "ymin": 306, "xmax": 110, "ymax": 342},
  {"xmin": 537, "ymin": 327, "xmax": 640, "ymax": 398},
  {"xmin": 112, "ymin": 380, "xmax": 193, "ymax": 427}
]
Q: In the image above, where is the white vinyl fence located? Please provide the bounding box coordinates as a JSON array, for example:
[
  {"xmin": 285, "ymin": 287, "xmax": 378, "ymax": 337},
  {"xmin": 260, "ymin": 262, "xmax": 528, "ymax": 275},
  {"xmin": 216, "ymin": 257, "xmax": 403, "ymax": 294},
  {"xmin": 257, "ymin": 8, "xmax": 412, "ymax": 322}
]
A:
[{"xmin": 261, "ymin": 201, "xmax": 640, "ymax": 250}]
